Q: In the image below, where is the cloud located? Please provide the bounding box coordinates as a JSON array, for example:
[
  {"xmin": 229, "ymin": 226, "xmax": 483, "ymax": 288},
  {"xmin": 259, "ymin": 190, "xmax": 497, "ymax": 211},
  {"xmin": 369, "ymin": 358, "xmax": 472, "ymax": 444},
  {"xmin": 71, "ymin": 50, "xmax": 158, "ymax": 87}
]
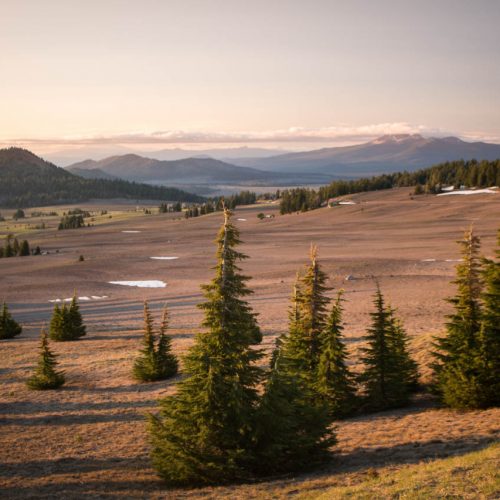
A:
[{"xmin": 1, "ymin": 123, "xmax": 498, "ymax": 147}]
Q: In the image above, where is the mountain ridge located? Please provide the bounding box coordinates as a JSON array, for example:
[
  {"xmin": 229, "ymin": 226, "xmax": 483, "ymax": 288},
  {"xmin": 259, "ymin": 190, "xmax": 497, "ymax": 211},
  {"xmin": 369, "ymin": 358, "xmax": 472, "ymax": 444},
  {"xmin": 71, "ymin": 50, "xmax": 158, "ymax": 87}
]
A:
[
  {"xmin": 229, "ymin": 134, "xmax": 500, "ymax": 175},
  {"xmin": 0, "ymin": 148, "xmax": 203, "ymax": 207}
]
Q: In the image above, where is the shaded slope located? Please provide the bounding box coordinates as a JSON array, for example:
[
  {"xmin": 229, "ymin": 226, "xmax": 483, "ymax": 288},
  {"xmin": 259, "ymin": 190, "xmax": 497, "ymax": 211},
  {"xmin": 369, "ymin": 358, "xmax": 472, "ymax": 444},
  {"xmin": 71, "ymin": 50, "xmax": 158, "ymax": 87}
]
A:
[{"xmin": 0, "ymin": 148, "xmax": 203, "ymax": 207}]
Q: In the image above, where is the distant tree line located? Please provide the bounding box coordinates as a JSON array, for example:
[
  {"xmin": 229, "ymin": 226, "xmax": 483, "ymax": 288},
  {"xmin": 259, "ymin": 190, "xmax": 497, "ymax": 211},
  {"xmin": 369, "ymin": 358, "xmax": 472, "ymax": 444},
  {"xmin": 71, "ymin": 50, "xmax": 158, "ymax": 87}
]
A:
[
  {"xmin": 183, "ymin": 190, "xmax": 258, "ymax": 219},
  {"xmin": 159, "ymin": 202, "xmax": 182, "ymax": 213},
  {"xmin": 280, "ymin": 159, "xmax": 500, "ymax": 214},
  {"xmin": 0, "ymin": 235, "xmax": 39, "ymax": 258}
]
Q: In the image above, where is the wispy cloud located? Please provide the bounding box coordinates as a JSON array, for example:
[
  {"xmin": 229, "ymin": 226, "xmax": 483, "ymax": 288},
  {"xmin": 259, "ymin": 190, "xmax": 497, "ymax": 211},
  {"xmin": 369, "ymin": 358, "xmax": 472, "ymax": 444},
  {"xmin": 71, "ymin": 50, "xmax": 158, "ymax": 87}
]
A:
[{"xmin": 1, "ymin": 123, "xmax": 497, "ymax": 147}]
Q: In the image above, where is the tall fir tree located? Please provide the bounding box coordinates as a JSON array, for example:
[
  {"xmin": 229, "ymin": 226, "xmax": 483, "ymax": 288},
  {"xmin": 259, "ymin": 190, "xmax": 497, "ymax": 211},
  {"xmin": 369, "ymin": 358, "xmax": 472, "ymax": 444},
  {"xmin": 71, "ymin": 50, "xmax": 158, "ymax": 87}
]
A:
[
  {"xmin": 133, "ymin": 301, "xmax": 157, "ymax": 381},
  {"xmin": 149, "ymin": 207, "xmax": 264, "ymax": 485},
  {"xmin": 270, "ymin": 272, "xmax": 300, "ymax": 369},
  {"xmin": 477, "ymin": 229, "xmax": 500, "ymax": 407},
  {"xmin": 155, "ymin": 306, "xmax": 179, "ymax": 380},
  {"xmin": 386, "ymin": 306, "xmax": 420, "ymax": 395},
  {"xmin": 19, "ymin": 240, "xmax": 30, "ymax": 256},
  {"xmin": 68, "ymin": 294, "xmax": 86, "ymax": 339},
  {"xmin": 358, "ymin": 284, "xmax": 416, "ymax": 411},
  {"xmin": 27, "ymin": 330, "xmax": 65, "ymax": 390},
  {"xmin": 315, "ymin": 291, "xmax": 358, "ymax": 418},
  {"xmin": 432, "ymin": 229, "xmax": 486, "ymax": 409},
  {"xmin": 0, "ymin": 302, "xmax": 22, "ymax": 339},
  {"xmin": 282, "ymin": 246, "xmax": 330, "ymax": 378}
]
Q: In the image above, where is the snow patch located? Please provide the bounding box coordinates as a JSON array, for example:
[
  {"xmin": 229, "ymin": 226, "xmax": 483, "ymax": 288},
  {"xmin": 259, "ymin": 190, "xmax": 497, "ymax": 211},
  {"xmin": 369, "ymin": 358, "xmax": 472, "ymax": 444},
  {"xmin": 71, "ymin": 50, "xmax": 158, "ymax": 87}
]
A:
[
  {"xmin": 339, "ymin": 201, "xmax": 356, "ymax": 205},
  {"xmin": 49, "ymin": 295, "xmax": 107, "ymax": 303},
  {"xmin": 437, "ymin": 188, "xmax": 498, "ymax": 196},
  {"xmin": 122, "ymin": 230, "xmax": 141, "ymax": 233},
  {"xmin": 237, "ymin": 218, "xmax": 247, "ymax": 221},
  {"xmin": 150, "ymin": 256, "xmax": 178, "ymax": 260},
  {"xmin": 109, "ymin": 280, "xmax": 167, "ymax": 288}
]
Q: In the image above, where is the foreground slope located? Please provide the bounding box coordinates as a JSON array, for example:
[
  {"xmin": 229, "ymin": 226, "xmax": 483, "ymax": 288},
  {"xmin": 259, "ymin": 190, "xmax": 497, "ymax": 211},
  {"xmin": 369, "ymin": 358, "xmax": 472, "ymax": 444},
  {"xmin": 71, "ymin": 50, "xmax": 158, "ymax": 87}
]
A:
[
  {"xmin": 0, "ymin": 148, "xmax": 203, "ymax": 207},
  {"xmin": 0, "ymin": 188, "xmax": 498, "ymax": 498}
]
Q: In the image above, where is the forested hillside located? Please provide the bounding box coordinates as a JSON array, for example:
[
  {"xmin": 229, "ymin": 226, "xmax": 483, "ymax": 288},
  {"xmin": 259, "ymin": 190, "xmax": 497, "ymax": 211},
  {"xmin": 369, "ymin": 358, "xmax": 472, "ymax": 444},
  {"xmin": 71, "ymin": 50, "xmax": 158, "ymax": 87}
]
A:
[
  {"xmin": 280, "ymin": 159, "xmax": 500, "ymax": 214},
  {"xmin": 0, "ymin": 148, "xmax": 203, "ymax": 207}
]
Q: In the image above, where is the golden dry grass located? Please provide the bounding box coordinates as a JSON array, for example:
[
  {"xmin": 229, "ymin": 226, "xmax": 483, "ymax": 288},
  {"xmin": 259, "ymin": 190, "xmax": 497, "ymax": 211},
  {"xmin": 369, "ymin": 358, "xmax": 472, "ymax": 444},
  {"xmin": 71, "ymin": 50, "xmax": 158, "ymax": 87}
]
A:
[{"xmin": 1, "ymin": 188, "xmax": 499, "ymax": 498}]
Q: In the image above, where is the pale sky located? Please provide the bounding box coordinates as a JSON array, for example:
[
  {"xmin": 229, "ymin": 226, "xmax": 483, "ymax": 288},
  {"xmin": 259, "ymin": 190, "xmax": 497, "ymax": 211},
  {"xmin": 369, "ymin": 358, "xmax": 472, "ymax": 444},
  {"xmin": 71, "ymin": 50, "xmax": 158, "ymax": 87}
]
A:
[{"xmin": 1, "ymin": 0, "xmax": 500, "ymax": 152}]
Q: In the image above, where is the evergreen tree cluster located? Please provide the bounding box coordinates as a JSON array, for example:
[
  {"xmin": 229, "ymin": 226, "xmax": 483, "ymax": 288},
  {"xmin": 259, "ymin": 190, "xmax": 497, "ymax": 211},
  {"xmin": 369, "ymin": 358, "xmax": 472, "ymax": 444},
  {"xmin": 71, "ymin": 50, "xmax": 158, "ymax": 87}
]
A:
[
  {"xmin": 0, "ymin": 302, "xmax": 22, "ymax": 339},
  {"xmin": 148, "ymin": 210, "xmax": 420, "ymax": 486},
  {"xmin": 58, "ymin": 214, "xmax": 85, "ymax": 230},
  {"xmin": 0, "ymin": 235, "xmax": 32, "ymax": 258},
  {"xmin": 133, "ymin": 302, "xmax": 178, "ymax": 382},
  {"xmin": 277, "ymin": 248, "xmax": 418, "ymax": 419},
  {"xmin": 159, "ymin": 202, "xmax": 182, "ymax": 213},
  {"xmin": 280, "ymin": 159, "xmax": 500, "ymax": 214},
  {"xmin": 49, "ymin": 296, "xmax": 86, "ymax": 341},
  {"xmin": 432, "ymin": 228, "xmax": 500, "ymax": 409}
]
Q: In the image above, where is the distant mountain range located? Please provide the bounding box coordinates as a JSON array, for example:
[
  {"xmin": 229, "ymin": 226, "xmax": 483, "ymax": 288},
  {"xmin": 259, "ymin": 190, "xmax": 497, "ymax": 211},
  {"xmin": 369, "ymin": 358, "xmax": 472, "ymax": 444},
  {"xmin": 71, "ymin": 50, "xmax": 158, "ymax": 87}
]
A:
[
  {"xmin": 46, "ymin": 146, "xmax": 290, "ymax": 167},
  {"xmin": 0, "ymin": 148, "xmax": 203, "ymax": 207},
  {"xmin": 229, "ymin": 134, "xmax": 500, "ymax": 176},
  {"xmin": 64, "ymin": 134, "xmax": 500, "ymax": 188},
  {"xmin": 67, "ymin": 155, "xmax": 332, "ymax": 187}
]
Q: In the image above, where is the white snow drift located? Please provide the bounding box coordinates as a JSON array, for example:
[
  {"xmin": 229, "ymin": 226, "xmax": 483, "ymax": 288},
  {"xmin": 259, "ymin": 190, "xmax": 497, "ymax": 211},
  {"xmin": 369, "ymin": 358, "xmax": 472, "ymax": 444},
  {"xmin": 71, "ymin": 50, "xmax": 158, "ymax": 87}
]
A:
[
  {"xmin": 49, "ymin": 295, "xmax": 108, "ymax": 303},
  {"xmin": 437, "ymin": 188, "xmax": 498, "ymax": 196},
  {"xmin": 150, "ymin": 256, "xmax": 179, "ymax": 260},
  {"xmin": 109, "ymin": 280, "xmax": 167, "ymax": 288}
]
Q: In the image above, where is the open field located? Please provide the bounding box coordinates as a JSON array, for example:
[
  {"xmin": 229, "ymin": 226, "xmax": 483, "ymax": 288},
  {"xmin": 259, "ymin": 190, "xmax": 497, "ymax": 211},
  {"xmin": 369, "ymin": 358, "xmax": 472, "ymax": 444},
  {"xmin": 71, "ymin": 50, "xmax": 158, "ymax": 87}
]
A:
[{"xmin": 1, "ymin": 187, "xmax": 499, "ymax": 498}]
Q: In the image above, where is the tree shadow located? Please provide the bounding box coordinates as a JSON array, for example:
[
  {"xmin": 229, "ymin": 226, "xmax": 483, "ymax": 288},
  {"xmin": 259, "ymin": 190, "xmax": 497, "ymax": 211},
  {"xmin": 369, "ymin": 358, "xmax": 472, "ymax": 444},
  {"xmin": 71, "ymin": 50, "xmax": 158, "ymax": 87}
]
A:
[
  {"xmin": 328, "ymin": 434, "xmax": 497, "ymax": 474},
  {"xmin": 0, "ymin": 411, "xmax": 147, "ymax": 426},
  {"xmin": 0, "ymin": 399, "xmax": 157, "ymax": 416}
]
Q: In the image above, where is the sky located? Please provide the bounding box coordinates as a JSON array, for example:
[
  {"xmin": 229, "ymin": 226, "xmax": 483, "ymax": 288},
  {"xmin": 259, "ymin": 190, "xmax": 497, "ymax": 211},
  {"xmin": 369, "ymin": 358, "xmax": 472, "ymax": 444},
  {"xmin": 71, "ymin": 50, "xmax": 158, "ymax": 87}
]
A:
[{"xmin": 1, "ymin": 0, "xmax": 500, "ymax": 155}]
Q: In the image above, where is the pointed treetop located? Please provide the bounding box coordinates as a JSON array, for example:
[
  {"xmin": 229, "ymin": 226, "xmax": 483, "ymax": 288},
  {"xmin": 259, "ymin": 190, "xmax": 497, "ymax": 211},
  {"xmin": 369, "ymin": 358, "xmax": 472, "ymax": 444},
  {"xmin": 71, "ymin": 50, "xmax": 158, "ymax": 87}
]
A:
[{"xmin": 310, "ymin": 244, "xmax": 318, "ymax": 266}]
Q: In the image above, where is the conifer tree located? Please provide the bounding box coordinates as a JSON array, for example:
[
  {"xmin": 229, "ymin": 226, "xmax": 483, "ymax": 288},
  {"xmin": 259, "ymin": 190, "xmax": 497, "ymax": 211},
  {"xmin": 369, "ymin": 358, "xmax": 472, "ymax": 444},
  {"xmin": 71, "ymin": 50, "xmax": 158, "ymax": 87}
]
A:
[
  {"xmin": 27, "ymin": 330, "xmax": 65, "ymax": 390},
  {"xmin": 49, "ymin": 296, "xmax": 86, "ymax": 341},
  {"xmin": 386, "ymin": 306, "xmax": 419, "ymax": 393},
  {"xmin": 133, "ymin": 302, "xmax": 178, "ymax": 382},
  {"xmin": 49, "ymin": 303, "xmax": 66, "ymax": 341},
  {"xmin": 4, "ymin": 237, "xmax": 13, "ymax": 257},
  {"xmin": 282, "ymin": 247, "xmax": 330, "ymax": 378},
  {"xmin": 149, "ymin": 207, "xmax": 263, "ymax": 485},
  {"xmin": 432, "ymin": 229, "xmax": 485, "ymax": 409},
  {"xmin": 155, "ymin": 306, "xmax": 178, "ymax": 379},
  {"xmin": 358, "ymin": 285, "xmax": 416, "ymax": 411},
  {"xmin": 0, "ymin": 302, "xmax": 22, "ymax": 339},
  {"xmin": 270, "ymin": 272, "xmax": 300, "ymax": 369},
  {"xmin": 315, "ymin": 291, "xmax": 358, "ymax": 418},
  {"xmin": 254, "ymin": 346, "xmax": 335, "ymax": 475},
  {"xmin": 19, "ymin": 240, "xmax": 30, "ymax": 256},
  {"xmin": 68, "ymin": 294, "xmax": 86, "ymax": 339},
  {"xmin": 133, "ymin": 301, "xmax": 158, "ymax": 381},
  {"xmin": 477, "ymin": 230, "xmax": 500, "ymax": 407}
]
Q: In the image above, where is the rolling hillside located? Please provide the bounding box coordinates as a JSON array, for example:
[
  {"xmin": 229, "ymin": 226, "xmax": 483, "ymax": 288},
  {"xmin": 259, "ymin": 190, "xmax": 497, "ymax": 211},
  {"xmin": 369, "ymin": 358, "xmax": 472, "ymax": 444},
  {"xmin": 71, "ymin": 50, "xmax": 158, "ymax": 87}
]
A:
[{"xmin": 0, "ymin": 148, "xmax": 203, "ymax": 207}]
